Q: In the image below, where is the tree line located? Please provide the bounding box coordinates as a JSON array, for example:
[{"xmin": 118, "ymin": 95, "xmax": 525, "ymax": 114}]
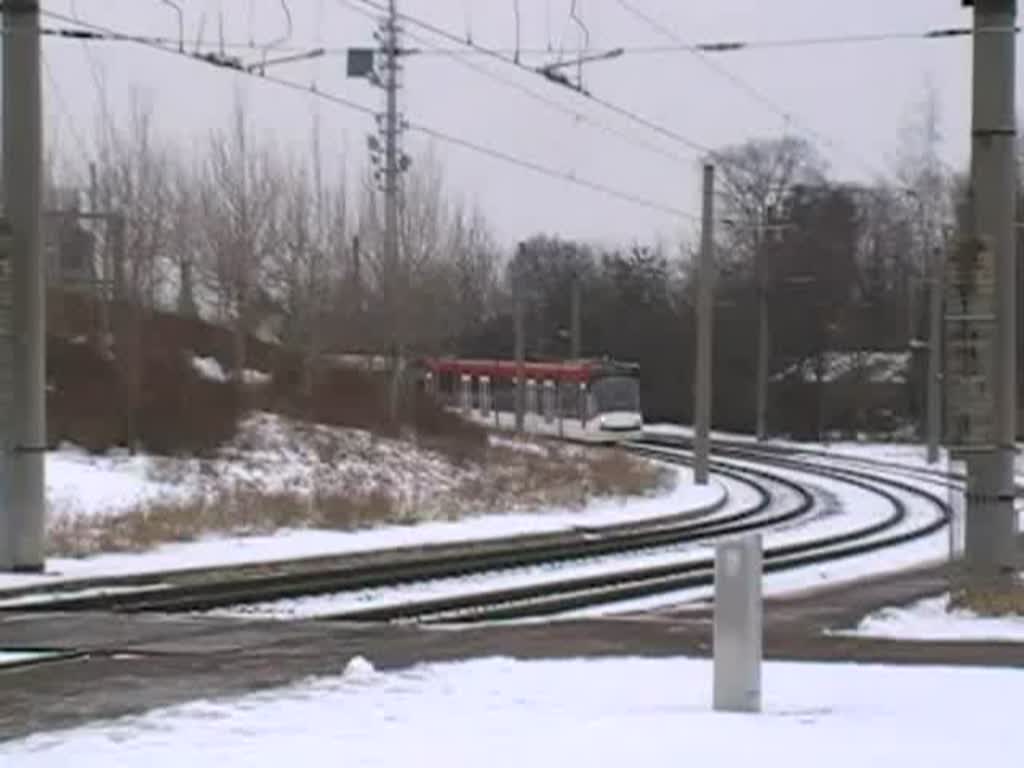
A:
[{"xmin": 45, "ymin": 86, "xmax": 1023, "ymax": 439}]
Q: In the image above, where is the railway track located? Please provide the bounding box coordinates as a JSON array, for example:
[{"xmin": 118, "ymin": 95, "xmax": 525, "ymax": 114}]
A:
[
  {"xmin": 317, "ymin": 442, "xmax": 950, "ymax": 623},
  {"xmin": 0, "ymin": 461, "xmax": 794, "ymax": 614},
  {"xmin": 0, "ymin": 439, "xmax": 954, "ymax": 622}
]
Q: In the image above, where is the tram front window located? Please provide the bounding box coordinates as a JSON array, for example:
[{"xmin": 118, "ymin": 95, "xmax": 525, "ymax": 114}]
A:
[{"xmin": 591, "ymin": 376, "xmax": 640, "ymax": 414}]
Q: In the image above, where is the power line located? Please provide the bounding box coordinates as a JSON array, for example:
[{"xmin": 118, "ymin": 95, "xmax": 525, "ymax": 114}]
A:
[
  {"xmin": 403, "ymin": 25, "xmax": 1010, "ymax": 57},
  {"xmin": 29, "ymin": 21, "xmax": 1004, "ymax": 59},
  {"xmin": 341, "ymin": 2, "xmax": 696, "ymax": 170},
  {"xmin": 346, "ymin": 0, "xmax": 715, "ymax": 157},
  {"xmin": 615, "ymin": 0, "xmax": 797, "ymax": 125},
  {"xmin": 42, "ymin": 49, "xmax": 91, "ymax": 181},
  {"xmin": 613, "ymin": 0, "xmax": 884, "ymax": 179},
  {"xmin": 40, "ymin": 8, "xmax": 697, "ymax": 222}
]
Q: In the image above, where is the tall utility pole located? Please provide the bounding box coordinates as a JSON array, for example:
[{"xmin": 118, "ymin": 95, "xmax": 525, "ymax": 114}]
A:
[
  {"xmin": 961, "ymin": 0, "xmax": 1017, "ymax": 588},
  {"xmin": 694, "ymin": 164, "xmax": 715, "ymax": 485},
  {"xmin": 382, "ymin": 0, "xmax": 401, "ymax": 316},
  {"xmin": 2, "ymin": 0, "xmax": 45, "ymax": 571},
  {"xmin": 754, "ymin": 212, "xmax": 769, "ymax": 442},
  {"xmin": 750, "ymin": 211, "xmax": 790, "ymax": 442},
  {"xmin": 514, "ymin": 294, "xmax": 525, "ymax": 434},
  {"xmin": 570, "ymin": 275, "xmax": 581, "ymax": 359},
  {"xmin": 926, "ymin": 245, "xmax": 943, "ymax": 464},
  {"xmin": 366, "ymin": 0, "xmax": 408, "ymax": 419}
]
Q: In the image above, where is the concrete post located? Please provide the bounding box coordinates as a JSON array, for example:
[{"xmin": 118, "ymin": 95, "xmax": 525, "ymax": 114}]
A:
[
  {"xmin": 963, "ymin": 0, "xmax": 1018, "ymax": 587},
  {"xmin": 3, "ymin": 0, "xmax": 46, "ymax": 571},
  {"xmin": 713, "ymin": 534, "xmax": 763, "ymax": 714}
]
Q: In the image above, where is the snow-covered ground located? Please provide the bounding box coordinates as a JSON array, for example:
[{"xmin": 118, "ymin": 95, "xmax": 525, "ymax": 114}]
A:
[
  {"xmin": 191, "ymin": 356, "xmax": 270, "ymax": 386},
  {"xmin": 2, "ymin": 443, "xmax": 721, "ymax": 592},
  {"xmin": 839, "ymin": 595, "xmax": 1024, "ymax": 643},
  {"xmin": 643, "ymin": 422, "xmax": 757, "ymax": 444},
  {"xmin": 3, "ymin": 655, "xmax": 1021, "ymax": 767},
  {"xmin": 644, "ymin": 423, "xmax": 1024, "ymax": 478},
  {"xmin": 0, "ymin": 651, "xmax": 58, "ymax": 667}
]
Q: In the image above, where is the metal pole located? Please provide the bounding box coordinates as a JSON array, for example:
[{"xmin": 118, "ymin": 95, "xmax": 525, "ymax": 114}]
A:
[
  {"xmin": 382, "ymin": 0, "xmax": 402, "ymax": 419},
  {"xmin": 694, "ymin": 164, "xmax": 715, "ymax": 485},
  {"xmin": 965, "ymin": 0, "xmax": 1018, "ymax": 587},
  {"xmin": 514, "ymin": 294, "xmax": 525, "ymax": 434},
  {"xmin": 926, "ymin": 246, "xmax": 943, "ymax": 464},
  {"xmin": 383, "ymin": 0, "xmax": 399, "ymax": 305},
  {"xmin": 755, "ymin": 211, "xmax": 769, "ymax": 441},
  {"xmin": 570, "ymin": 275, "xmax": 581, "ymax": 359},
  {"xmin": 3, "ymin": 0, "xmax": 45, "ymax": 571}
]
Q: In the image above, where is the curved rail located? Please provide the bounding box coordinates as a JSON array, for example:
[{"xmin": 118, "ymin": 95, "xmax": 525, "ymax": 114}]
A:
[
  {"xmin": 0, "ymin": 464, "xmax": 779, "ymax": 614},
  {"xmin": 323, "ymin": 443, "xmax": 950, "ymax": 623}
]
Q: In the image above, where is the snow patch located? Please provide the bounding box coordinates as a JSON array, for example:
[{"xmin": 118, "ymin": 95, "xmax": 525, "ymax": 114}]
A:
[
  {"xmin": 0, "ymin": 651, "xmax": 58, "ymax": 667},
  {"xmin": 774, "ymin": 351, "xmax": 910, "ymax": 384},
  {"xmin": 190, "ymin": 356, "xmax": 269, "ymax": 385},
  {"xmin": 191, "ymin": 356, "xmax": 228, "ymax": 382},
  {"xmin": 342, "ymin": 655, "xmax": 376, "ymax": 681},
  {"xmin": 838, "ymin": 595, "xmax": 1024, "ymax": 642},
  {"xmin": 487, "ymin": 434, "xmax": 549, "ymax": 457},
  {"xmin": 241, "ymin": 368, "xmax": 271, "ymax": 386}
]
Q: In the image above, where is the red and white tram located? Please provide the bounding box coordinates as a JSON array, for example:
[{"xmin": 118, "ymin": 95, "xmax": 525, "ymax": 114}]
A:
[{"xmin": 417, "ymin": 357, "xmax": 643, "ymax": 442}]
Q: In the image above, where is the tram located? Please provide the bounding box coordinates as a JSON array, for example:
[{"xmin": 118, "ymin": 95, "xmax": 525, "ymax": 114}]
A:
[{"xmin": 418, "ymin": 356, "xmax": 643, "ymax": 442}]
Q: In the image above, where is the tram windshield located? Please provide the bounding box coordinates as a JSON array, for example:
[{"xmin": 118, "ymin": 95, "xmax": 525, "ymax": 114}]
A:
[{"xmin": 591, "ymin": 375, "xmax": 640, "ymax": 413}]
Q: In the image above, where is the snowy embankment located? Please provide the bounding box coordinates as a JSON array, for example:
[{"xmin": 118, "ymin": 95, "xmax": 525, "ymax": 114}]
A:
[
  {"xmin": 2, "ymin": 655, "xmax": 1020, "ymax": 767},
  {"xmin": 1, "ymin": 414, "xmax": 721, "ymax": 590},
  {"xmin": 838, "ymin": 595, "xmax": 1024, "ymax": 643}
]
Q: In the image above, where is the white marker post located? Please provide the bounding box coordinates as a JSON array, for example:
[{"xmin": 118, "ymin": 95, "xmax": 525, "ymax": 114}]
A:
[{"xmin": 713, "ymin": 534, "xmax": 763, "ymax": 714}]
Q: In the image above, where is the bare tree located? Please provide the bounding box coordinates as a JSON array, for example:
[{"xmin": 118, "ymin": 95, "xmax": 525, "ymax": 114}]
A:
[
  {"xmin": 92, "ymin": 93, "xmax": 173, "ymax": 311},
  {"xmin": 90, "ymin": 92, "xmax": 176, "ymax": 430},
  {"xmin": 270, "ymin": 124, "xmax": 348, "ymax": 395},
  {"xmin": 892, "ymin": 80, "xmax": 954, "ymax": 340},
  {"xmin": 446, "ymin": 199, "xmax": 500, "ymax": 345},
  {"xmin": 167, "ymin": 157, "xmax": 203, "ymax": 318},
  {"xmin": 198, "ymin": 96, "xmax": 282, "ymax": 381},
  {"xmin": 715, "ymin": 135, "xmax": 827, "ymax": 268}
]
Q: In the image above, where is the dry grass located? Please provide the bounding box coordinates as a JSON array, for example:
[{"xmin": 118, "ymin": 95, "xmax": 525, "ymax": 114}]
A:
[
  {"xmin": 46, "ymin": 439, "xmax": 671, "ymax": 559},
  {"xmin": 948, "ymin": 582, "xmax": 1024, "ymax": 617},
  {"xmin": 48, "ymin": 489, "xmax": 400, "ymax": 559}
]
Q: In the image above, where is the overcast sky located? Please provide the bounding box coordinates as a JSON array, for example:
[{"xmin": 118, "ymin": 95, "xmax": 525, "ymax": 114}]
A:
[{"xmin": 35, "ymin": 1, "xmax": 993, "ymax": 248}]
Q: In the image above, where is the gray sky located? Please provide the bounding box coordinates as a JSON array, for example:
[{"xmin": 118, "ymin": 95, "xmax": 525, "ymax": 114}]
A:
[{"xmin": 39, "ymin": 1, "xmax": 987, "ymax": 248}]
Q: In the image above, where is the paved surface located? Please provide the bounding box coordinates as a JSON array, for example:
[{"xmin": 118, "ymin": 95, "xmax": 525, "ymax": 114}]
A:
[{"xmin": 1, "ymin": 561, "xmax": 1021, "ymax": 742}]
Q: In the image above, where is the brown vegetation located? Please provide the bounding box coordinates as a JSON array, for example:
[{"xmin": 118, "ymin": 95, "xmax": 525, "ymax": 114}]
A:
[{"xmin": 47, "ymin": 439, "xmax": 669, "ymax": 559}]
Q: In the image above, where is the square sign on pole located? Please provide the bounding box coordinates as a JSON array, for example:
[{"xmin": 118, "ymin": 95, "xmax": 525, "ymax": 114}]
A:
[
  {"xmin": 346, "ymin": 48, "xmax": 376, "ymax": 79},
  {"xmin": 713, "ymin": 534, "xmax": 763, "ymax": 714}
]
